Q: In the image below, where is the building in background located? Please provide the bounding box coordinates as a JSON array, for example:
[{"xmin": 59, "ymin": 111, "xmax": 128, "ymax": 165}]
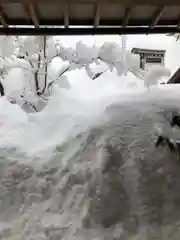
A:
[{"xmin": 131, "ymin": 48, "xmax": 166, "ymax": 70}]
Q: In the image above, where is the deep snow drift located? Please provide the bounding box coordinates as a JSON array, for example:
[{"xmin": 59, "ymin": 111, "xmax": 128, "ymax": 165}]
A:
[{"xmin": 1, "ymin": 65, "xmax": 180, "ymax": 239}]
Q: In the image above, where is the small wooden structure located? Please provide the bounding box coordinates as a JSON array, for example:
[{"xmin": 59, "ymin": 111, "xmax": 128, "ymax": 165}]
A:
[{"xmin": 131, "ymin": 48, "xmax": 166, "ymax": 69}]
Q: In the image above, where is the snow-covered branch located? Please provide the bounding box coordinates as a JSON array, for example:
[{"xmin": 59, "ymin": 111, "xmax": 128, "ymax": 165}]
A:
[{"xmin": 0, "ymin": 35, "xmax": 170, "ymax": 114}]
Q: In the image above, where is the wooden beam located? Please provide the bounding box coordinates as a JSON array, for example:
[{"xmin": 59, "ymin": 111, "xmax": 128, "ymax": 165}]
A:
[
  {"xmin": 22, "ymin": 3, "xmax": 31, "ymax": 23},
  {"xmin": 94, "ymin": 4, "xmax": 100, "ymax": 28},
  {"xmin": 63, "ymin": 3, "xmax": 69, "ymax": 28},
  {"xmin": 28, "ymin": 3, "xmax": 39, "ymax": 28},
  {"xmin": 122, "ymin": 7, "xmax": 132, "ymax": 27},
  {"xmin": 150, "ymin": 6, "xmax": 164, "ymax": 29},
  {"xmin": 177, "ymin": 15, "xmax": 180, "ymax": 28},
  {"xmin": 177, "ymin": 21, "xmax": 180, "ymax": 28},
  {"xmin": 0, "ymin": 0, "xmax": 179, "ymax": 5},
  {"xmin": 0, "ymin": 26, "xmax": 180, "ymax": 36},
  {"xmin": 0, "ymin": 5, "xmax": 8, "ymax": 27},
  {"xmin": 1, "ymin": 18, "xmax": 179, "ymax": 27}
]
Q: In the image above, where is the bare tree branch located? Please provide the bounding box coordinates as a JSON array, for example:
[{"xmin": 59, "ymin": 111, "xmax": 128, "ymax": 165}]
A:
[
  {"xmin": 23, "ymin": 101, "xmax": 38, "ymax": 112},
  {"xmin": 42, "ymin": 36, "xmax": 47, "ymax": 94},
  {"xmin": 47, "ymin": 65, "xmax": 70, "ymax": 89}
]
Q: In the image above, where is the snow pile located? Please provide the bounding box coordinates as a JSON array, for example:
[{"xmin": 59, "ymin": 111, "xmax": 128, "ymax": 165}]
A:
[
  {"xmin": 0, "ymin": 66, "xmax": 177, "ymax": 158},
  {"xmin": 144, "ymin": 65, "xmax": 171, "ymax": 88},
  {"xmin": 0, "ymin": 35, "xmax": 174, "ymax": 156},
  {"xmin": 0, "ymin": 97, "xmax": 28, "ymax": 148},
  {"xmin": 3, "ymin": 68, "xmax": 27, "ymax": 99},
  {"xmin": 1, "ymin": 75, "xmax": 180, "ymax": 239},
  {"xmin": 0, "ymin": 36, "xmax": 174, "ymax": 158},
  {"xmin": 0, "ymin": 38, "xmax": 180, "ymax": 239}
]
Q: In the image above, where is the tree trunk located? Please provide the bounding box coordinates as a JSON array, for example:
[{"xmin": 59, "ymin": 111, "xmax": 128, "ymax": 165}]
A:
[
  {"xmin": 42, "ymin": 35, "xmax": 47, "ymax": 94},
  {"xmin": 34, "ymin": 53, "xmax": 40, "ymax": 94}
]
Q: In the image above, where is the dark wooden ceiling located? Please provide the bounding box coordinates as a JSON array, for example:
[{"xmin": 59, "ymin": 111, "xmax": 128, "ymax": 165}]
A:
[{"xmin": 0, "ymin": 0, "xmax": 180, "ymax": 35}]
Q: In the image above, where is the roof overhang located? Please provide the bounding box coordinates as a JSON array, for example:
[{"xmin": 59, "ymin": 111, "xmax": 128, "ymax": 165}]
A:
[
  {"xmin": 1, "ymin": 0, "xmax": 180, "ymax": 35},
  {"xmin": 131, "ymin": 48, "xmax": 166, "ymax": 55}
]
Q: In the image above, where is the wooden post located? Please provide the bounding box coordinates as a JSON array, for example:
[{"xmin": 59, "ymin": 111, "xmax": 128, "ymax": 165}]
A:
[{"xmin": 140, "ymin": 54, "xmax": 144, "ymax": 69}]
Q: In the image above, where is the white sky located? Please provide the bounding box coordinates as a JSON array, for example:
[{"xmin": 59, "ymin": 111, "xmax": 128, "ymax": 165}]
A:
[
  {"xmin": 56, "ymin": 34, "xmax": 170, "ymax": 49},
  {"xmin": 56, "ymin": 34, "xmax": 180, "ymax": 74}
]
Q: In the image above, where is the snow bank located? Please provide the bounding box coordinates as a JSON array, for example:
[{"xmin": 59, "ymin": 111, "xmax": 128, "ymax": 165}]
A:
[
  {"xmin": 144, "ymin": 65, "xmax": 171, "ymax": 88},
  {"xmin": 0, "ymin": 96, "xmax": 28, "ymax": 148},
  {"xmin": 0, "ymin": 64, "xmax": 179, "ymax": 160},
  {"xmin": 3, "ymin": 68, "xmax": 27, "ymax": 99},
  {"xmin": 0, "ymin": 35, "xmax": 179, "ymax": 159}
]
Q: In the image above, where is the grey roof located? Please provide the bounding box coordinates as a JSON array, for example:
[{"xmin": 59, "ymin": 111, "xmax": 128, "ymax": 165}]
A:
[
  {"xmin": 1, "ymin": 0, "xmax": 180, "ymax": 34},
  {"xmin": 131, "ymin": 48, "xmax": 166, "ymax": 55}
]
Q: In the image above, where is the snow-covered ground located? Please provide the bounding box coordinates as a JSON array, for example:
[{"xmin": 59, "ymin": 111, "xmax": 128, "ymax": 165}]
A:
[{"xmin": 0, "ymin": 35, "xmax": 180, "ymax": 239}]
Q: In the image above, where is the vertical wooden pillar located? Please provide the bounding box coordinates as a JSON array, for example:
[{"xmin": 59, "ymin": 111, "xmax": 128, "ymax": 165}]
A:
[
  {"xmin": 161, "ymin": 56, "xmax": 164, "ymax": 65},
  {"xmin": 140, "ymin": 54, "xmax": 145, "ymax": 69}
]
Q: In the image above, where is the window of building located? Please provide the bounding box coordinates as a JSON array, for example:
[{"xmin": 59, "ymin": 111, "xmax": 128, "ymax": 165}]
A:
[{"xmin": 146, "ymin": 57, "xmax": 162, "ymax": 64}]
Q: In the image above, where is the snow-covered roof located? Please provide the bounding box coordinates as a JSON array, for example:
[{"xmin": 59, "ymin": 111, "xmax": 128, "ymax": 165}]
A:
[
  {"xmin": 131, "ymin": 48, "xmax": 166, "ymax": 56},
  {"xmin": 0, "ymin": 0, "xmax": 180, "ymax": 35}
]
